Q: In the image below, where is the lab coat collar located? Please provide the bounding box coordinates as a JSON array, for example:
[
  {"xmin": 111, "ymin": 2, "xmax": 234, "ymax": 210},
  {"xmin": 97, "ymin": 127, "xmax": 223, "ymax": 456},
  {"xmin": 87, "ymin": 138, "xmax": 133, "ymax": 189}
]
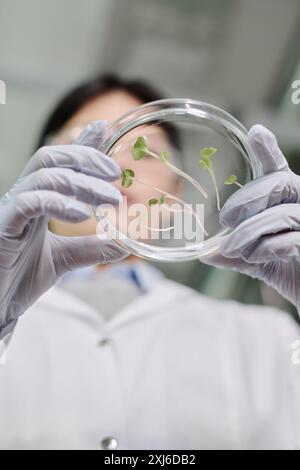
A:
[
  {"xmin": 107, "ymin": 278, "xmax": 190, "ymax": 330},
  {"xmin": 38, "ymin": 279, "xmax": 190, "ymax": 332}
]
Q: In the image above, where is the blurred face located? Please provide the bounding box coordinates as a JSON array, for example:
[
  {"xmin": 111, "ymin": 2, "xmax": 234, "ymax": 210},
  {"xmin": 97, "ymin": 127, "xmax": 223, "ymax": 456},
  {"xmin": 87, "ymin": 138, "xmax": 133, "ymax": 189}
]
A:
[{"xmin": 50, "ymin": 90, "xmax": 179, "ymax": 237}]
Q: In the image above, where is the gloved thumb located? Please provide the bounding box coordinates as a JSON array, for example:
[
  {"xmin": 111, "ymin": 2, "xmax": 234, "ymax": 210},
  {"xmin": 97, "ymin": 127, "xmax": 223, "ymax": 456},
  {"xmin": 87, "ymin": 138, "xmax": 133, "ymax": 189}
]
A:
[
  {"xmin": 248, "ymin": 124, "xmax": 289, "ymax": 175},
  {"xmin": 74, "ymin": 120, "xmax": 108, "ymax": 150}
]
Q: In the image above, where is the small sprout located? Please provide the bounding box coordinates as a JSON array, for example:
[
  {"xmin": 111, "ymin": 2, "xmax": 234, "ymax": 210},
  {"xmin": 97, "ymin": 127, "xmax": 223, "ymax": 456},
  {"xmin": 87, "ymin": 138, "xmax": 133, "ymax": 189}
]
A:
[
  {"xmin": 159, "ymin": 194, "xmax": 166, "ymax": 205},
  {"xmin": 132, "ymin": 136, "xmax": 148, "ymax": 160},
  {"xmin": 149, "ymin": 194, "xmax": 166, "ymax": 207},
  {"xmin": 129, "ymin": 137, "xmax": 208, "ymax": 237},
  {"xmin": 122, "ymin": 169, "xmax": 135, "ymax": 188},
  {"xmin": 122, "ymin": 177, "xmax": 133, "ymax": 189},
  {"xmin": 224, "ymin": 175, "xmax": 243, "ymax": 189},
  {"xmin": 160, "ymin": 151, "xmax": 169, "ymax": 162},
  {"xmin": 131, "ymin": 137, "xmax": 208, "ymax": 199},
  {"xmin": 123, "ymin": 169, "xmax": 135, "ymax": 178},
  {"xmin": 149, "ymin": 198, "xmax": 159, "ymax": 207},
  {"xmin": 198, "ymin": 147, "xmax": 220, "ymax": 211},
  {"xmin": 224, "ymin": 175, "xmax": 237, "ymax": 185},
  {"xmin": 200, "ymin": 147, "xmax": 218, "ymax": 160},
  {"xmin": 198, "ymin": 159, "xmax": 209, "ymax": 170}
]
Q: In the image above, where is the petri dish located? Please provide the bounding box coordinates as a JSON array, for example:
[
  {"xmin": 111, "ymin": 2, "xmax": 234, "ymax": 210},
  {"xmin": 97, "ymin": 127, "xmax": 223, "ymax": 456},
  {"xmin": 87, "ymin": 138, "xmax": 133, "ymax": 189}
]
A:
[{"xmin": 94, "ymin": 99, "xmax": 263, "ymax": 262}]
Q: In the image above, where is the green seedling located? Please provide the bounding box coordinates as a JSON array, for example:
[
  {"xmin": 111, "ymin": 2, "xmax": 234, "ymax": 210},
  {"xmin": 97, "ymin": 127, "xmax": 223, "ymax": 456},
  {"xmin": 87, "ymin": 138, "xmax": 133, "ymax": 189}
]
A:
[
  {"xmin": 132, "ymin": 137, "xmax": 208, "ymax": 200},
  {"xmin": 122, "ymin": 169, "xmax": 207, "ymax": 236},
  {"xmin": 132, "ymin": 137, "xmax": 148, "ymax": 160},
  {"xmin": 148, "ymin": 195, "xmax": 166, "ymax": 207},
  {"xmin": 224, "ymin": 175, "xmax": 243, "ymax": 189},
  {"xmin": 121, "ymin": 168, "xmax": 135, "ymax": 188},
  {"xmin": 148, "ymin": 198, "xmax": 159, "ymax": 207},
  {"xmin": 198, "ymin": 147, "xmax": 220, "ymax": 211}
]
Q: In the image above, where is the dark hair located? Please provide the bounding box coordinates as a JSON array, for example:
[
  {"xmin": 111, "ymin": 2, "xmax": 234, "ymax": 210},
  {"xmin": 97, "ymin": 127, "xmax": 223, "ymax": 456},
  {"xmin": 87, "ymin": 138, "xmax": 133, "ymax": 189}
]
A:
[{"xmin": 36, "ymin": 74, "xmax": 181, "ymax": 150}]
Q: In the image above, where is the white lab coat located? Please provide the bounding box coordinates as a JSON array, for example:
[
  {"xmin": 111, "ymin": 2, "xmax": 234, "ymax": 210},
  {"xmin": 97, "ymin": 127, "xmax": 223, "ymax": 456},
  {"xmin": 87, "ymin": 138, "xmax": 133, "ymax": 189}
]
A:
[{"xmin": 0, "ymin": 279, "xmax": 299, "ymax": 450}]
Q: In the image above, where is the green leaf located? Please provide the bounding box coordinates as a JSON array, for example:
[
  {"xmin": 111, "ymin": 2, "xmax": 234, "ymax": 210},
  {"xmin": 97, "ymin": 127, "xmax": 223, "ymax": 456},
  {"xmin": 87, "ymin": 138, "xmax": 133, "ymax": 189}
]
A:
[
  {"xmin": 132, "ymin": 136, "xmax": 148, "ymax": 160},
  {"xmin": 160, "ymin": 151, "xmax": 169, "ymax": 162},
  {"xmin": 123, "ymin": 168, "xmax": 135, "ymax": 178},
  {"xmin": 122, "ymin": 177, "xmax": 133, "ymax": 189},
  {"xmin": 200, "ymin": 147, "xmax": 217, "ymax": 160},
  {"xmin": 198, "ymin": 159, "xmax": 209, "ymax": 170},
  {"xmin": 224, "ymin": 175, "xmax": 237, "ymax": 185},
  {"xmin": 149, "ymin": 198, "xmax": 159, "ymax": 207},
  {"xmin": 132, "ymin": 148, "xmax": 146, "ymax": 160},
  {"xmin": 159, "ymin": 195, "xmax": 166, "ymax": 205}
]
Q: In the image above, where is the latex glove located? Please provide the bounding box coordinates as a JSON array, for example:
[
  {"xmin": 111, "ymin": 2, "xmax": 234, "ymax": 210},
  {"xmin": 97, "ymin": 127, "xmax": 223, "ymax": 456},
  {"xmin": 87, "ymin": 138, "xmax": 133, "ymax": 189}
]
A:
[
  {"xmin": 202, "ymin": 124, "xmax": 300, "ymax": 312},
  {"xmin": 0, "ymin": 121, "xmax": 126, "ymax": 338}
]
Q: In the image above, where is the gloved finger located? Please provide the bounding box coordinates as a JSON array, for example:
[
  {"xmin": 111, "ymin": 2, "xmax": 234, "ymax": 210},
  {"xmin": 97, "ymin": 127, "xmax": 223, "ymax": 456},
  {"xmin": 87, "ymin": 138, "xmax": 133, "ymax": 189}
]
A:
[
  {"xmin": 51, "ymin": 234, "xmax": 128, "ymax": 276},
  {"xmin": 240, "ymin": 231, "xmax": 300, "ymax": 263},
  {"xmin": 22, "ymin": 121, "xmax": 119, "ymax": 181},
  {"xmin": 248, "ymin": 124, "xmax": 289, "ymax": 174},
  {"xmin": 22, "ymin": 145, "xmax": 121, "ymax": 182},
  {"xmin": 13, "ymin": 167, "xmax": 122, "ymax": 207},
  {"xmin": 220, "ymin": 125, "xmax": 292, "ymax": 228},
  {"xmin": 220, "ymin": 170, "xmax": 300, "ymax": 228},
  {"xmin": 200, "ymin": 249, "xmax": 262, "ymax": 278},
  {"xmin": 74, "ymin": 120, "xmax": 107, "ymax": 149},
  {"xmin": 220, "ymin": 203, "xmax": 300, "ymax": 259},
  {"xmin": 4, "ymin": 190, "xmax": 91, "ymax": 237}
]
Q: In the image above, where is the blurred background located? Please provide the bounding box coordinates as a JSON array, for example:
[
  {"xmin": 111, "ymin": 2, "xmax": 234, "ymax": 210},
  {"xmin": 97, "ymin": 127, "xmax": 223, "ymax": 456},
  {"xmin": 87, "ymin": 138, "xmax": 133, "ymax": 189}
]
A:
[{"xmin": 0, "ymin": 0, "xmax": 300, "ymax": 316}]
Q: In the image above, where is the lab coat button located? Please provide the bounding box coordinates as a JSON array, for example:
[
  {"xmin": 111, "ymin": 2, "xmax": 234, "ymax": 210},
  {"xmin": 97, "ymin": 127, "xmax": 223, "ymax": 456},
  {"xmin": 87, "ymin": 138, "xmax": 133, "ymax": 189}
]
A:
[
  {"xmin": 101, "ymin": 437, "xmax": 118, "ymax": 450},
  {"xmin": 98, "ymin": 338, "xmax": 111, "ymax": 347}
]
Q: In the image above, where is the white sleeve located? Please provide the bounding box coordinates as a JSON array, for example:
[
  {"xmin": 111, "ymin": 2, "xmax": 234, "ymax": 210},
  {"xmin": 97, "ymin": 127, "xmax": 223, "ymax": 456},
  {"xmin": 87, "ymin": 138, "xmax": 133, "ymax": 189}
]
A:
[
  {"xmin": 0, "ymin": 326, "xmax": 15, "ymax": 363},
  {"xmin": 277, "ymin": 313, "xmax": 300, "ymax": 449},
  {"xmin": 0, "ymin": 332, "xmax": 13, "ymax": 364}
]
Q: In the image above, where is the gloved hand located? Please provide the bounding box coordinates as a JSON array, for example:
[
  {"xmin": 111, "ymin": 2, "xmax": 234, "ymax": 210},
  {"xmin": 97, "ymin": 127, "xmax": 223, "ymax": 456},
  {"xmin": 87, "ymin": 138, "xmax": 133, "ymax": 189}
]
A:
[
  {"xmin": 0, "ymin": 121, "xmax": 126, "ymax": 338},
  {"xmin": 202, "ymin": 124, "xmax": 300, "ymax": 312}
]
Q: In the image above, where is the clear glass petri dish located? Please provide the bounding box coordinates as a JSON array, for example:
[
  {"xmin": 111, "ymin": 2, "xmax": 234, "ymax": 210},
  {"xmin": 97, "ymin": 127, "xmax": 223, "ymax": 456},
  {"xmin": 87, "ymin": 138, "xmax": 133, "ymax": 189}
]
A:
[{"xmin": 94, "ymin": 99, "xmax": 263, "ymax": 262}]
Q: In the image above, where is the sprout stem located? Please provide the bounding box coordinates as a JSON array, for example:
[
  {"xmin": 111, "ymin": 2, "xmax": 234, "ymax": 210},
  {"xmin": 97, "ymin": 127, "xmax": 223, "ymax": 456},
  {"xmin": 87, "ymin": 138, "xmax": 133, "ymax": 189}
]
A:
[
  {"xmin": 135, "ymin": 177, "xmax": 208, "ymax": 237},
  {"xmin": 140, "ymin": 223, "xmax": 175, "ymax": 233},
  {"xmin": 146, "ymin": 149, "xmax": 208, "ymax": 200},
  {"xmin": 208, "ymin": 165, "xmax": 221, "ymax": 212}
]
